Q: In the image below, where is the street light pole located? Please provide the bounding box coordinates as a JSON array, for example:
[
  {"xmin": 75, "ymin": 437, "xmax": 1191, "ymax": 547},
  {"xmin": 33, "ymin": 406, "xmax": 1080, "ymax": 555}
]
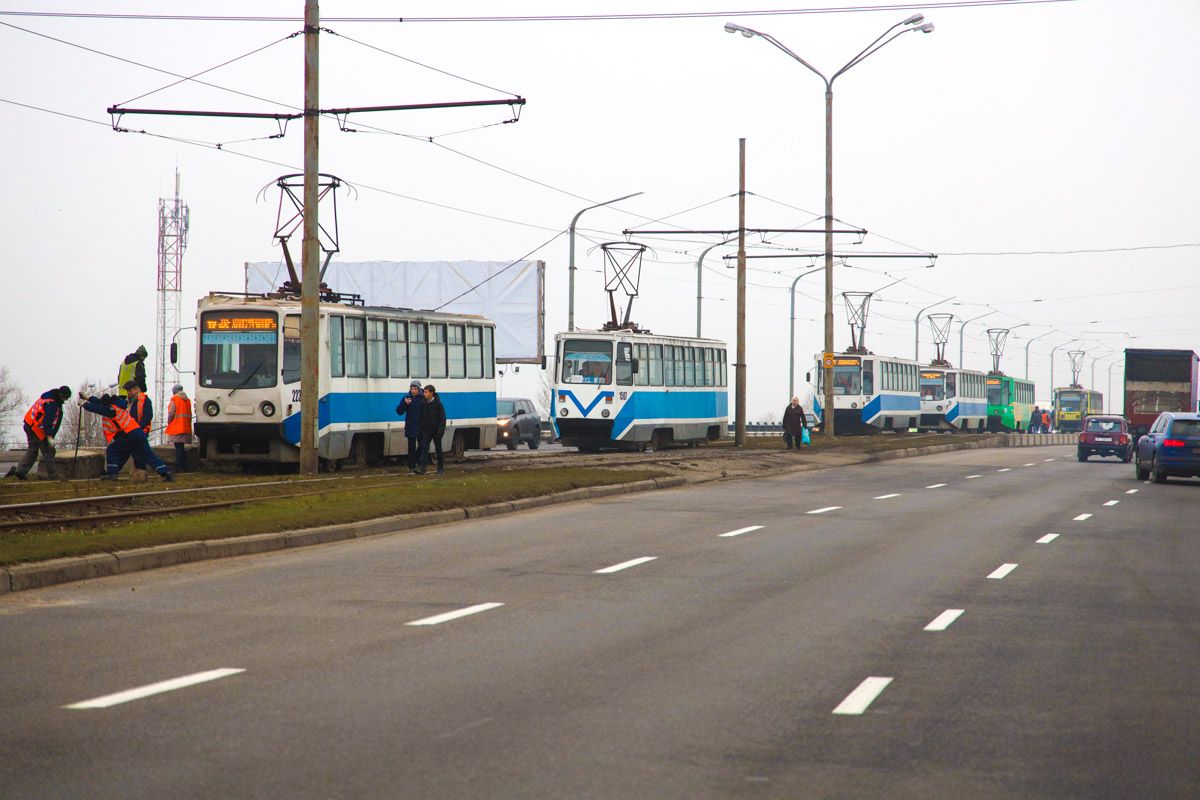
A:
[
  {"xmin": 726, "ymin": 15, "xmax": 932, "ymax": 437},
  {"xmin": 695, "ymin": 238, "xmax": 734, "ymax": 338},
  {"xmin": 914, "ymin": 297, "xmax": 953, "ymax": 362},
  {"xmin": 1108, "ymin": 360, "xmax": 1120, "ymax": 414},
  {"xmin": 1049, "ymin": 338, "xmax": 1079, "ymax": 398},
  {"xmin": 568, "ymin": 191, "xmax": 643, "ymax": 332},
  {"xmin": 1024, "ymin": 330, "xmax": 1053, "ymax": 380},
  {"xmin": 957, "ymin": 310, "xmax": 995, "ymax": 368},
  {"xmin": 789, "ymin": 265, "xmax": 825, "ymax": 399}
]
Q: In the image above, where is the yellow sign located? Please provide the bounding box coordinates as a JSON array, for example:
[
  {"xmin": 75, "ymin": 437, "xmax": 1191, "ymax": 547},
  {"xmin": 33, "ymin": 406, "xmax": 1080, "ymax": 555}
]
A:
[{"xmin": 822, "ymin": 353, "xmax": 835, "ymax": 369}]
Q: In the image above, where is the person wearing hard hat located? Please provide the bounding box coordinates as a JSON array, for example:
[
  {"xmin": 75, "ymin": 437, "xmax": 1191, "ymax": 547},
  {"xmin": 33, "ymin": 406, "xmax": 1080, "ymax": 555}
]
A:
[
  {"xmin": 5, "ymin": 385, "xmax": 71, "ymax": 481},
  {"xmin": 117, "ymin": 344, "xmax": 149, "ymax": 397},
  {"xmin": 165, "ymin": 383, "xmax": 193, "ymax": 473}
]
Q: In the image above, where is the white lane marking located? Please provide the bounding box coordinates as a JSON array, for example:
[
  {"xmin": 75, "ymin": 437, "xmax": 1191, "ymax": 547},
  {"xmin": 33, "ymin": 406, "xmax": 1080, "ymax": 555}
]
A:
[
  {"xmin": 926, "ymin": 483, "xmax": 947, "ymax": 489},
  {"xmin": 719, "ymin": 525, "xmax": 763, "ymax": 538},
  {"xmin": 832, "ymin": 677, "xmax": 893, "ymax": 715},
  {"xmin": 65, "ymin": 668, "xmax": 245, "ymax": 710},
  {"xmin": 806, "ymin": 506, "xmax": 843, "ymax": 515},
  {"xmin": 1044, "ymin": 458, "xmax": 1056, "ymax": 462},
  {"xmin": 406, "ymin": 602, "xmax": 505, "ymax": 626},
  {"xmin": 594, "ymin": 556, "xmax": 658, "ymax": 574},
  {"xmin": 1073, "ymin": 513, "xmax": 1093, "ymax": 521},
  {"xmin": 997, "ymin": 468, "xmax": 1011, "ymax": 472},
  {"xmin": 924, "ymin": 609, "xmax": 965, "ymax": 631},
  {"xmin": 874, "ymin": 493, "xmax": 901, "ymax": 500},
  {"xmin": 1104, "ymin": 500, "xmax": 1119, "ymax": 507},
  {"xmin": 1037, "ymin": 533, "xmax": 1060, "ymax": 544},
  {"xmin": 1023, "ymin": 463, "xmax": 1036, "ymax": 467},
  {"xmin": 964, "ymin": 474, "xmax": 982, "ymax": 479},
  {"xmin": 1143, "ymin": 481, "xmax": 1151, "ymax": 485},
  {"xmin": 988, "ymin": 563, "xmax": 1018, "ymax": 580},
  {"xmin": 1126, "ymin": 489, "xmax": 1139, "ymax": 494}
]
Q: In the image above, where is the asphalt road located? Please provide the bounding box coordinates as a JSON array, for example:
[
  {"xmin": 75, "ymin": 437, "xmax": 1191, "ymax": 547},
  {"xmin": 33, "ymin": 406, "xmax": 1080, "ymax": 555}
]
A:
[{"xmin": 3, "ymin": 445, "xmax": 1198, "ymax": 799}]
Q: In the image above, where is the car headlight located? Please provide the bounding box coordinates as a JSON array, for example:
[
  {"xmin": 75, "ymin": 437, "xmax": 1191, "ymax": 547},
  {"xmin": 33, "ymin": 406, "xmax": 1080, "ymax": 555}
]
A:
[
  {"xmin": 496, "ymin": 417, "xmax": 509, "ymax": 425},
  {"xmin": 260, "ymin": 401, "xmax": 276, "ymax": 418},
  {"xmin": 204, "ymin": 400, "xmax": 220, "ymax": 417}
]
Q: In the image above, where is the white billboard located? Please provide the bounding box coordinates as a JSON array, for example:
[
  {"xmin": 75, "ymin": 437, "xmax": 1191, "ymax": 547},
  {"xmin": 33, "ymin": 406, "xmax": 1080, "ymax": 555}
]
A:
[{"xmin": 245, "ymin": 259, "xmax": 545, "ymax": 363}]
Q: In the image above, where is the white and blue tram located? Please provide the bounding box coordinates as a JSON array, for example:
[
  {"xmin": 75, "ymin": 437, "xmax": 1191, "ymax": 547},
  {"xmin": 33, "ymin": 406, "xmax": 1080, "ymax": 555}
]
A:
[
  {"xmin": 193, "ymin": 293, "xmax": 498, "ymax": 467},
  {"xmin": 553, "ymin": 330, "xmax": 729, "ymax": 451},
  {"xmin": 810, "ymin": 352, "xmax": 922, "ymax": 433},
  {"xmin": 918, "ymin": 367, "xmax": 989, "ymax": 432}
]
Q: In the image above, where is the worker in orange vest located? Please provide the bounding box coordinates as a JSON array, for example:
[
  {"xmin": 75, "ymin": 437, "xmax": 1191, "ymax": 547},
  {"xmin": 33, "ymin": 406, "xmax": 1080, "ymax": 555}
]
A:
[
  {"xmin": 80, "ymin": 393, "xmax": 173, "ymax": 482},
  {"xmin": 6, "ymin": 386, "xmax": 71, "ymax": 481},
  {"xmin": 165, "ymin": 383, "xmax": 193, "ymax": 473},
  {"xmin": 123, "ymin": 381, "xmax": 154, "ymax": 479}
]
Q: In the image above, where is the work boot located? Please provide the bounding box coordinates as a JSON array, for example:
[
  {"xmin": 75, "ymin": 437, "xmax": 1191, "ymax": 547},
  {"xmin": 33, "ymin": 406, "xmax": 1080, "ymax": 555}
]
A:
[
  {"xmin": 160, "ymin": 470, "xmax": 174, "ymax": 483},
  {"xmin": 99, "ymin": 474, "xmax": 117, "ymax": 481},
  {"xmin": 3, "ymin": 466, "xmax": 14, "ymax": 479}
]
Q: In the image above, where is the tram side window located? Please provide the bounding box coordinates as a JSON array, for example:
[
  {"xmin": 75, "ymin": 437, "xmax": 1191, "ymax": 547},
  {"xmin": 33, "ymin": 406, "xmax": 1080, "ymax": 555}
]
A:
[
  {"xmin": 648, "ymin": 344, "xmax": 663, "ymax": 385},
  {"xmin": 862, "ymin": 360, "xmax": 874, "ymax": 395},
  {"xmin": 409, "ymin": 322, "xmax": 428, "ymax": 378},
  {"xmin": 429, "ymin": 324, "xmax": 448, "ymax": 378},
  {"xmin": 283, "ymin": 314, "xmax": 301, "ymax": 384},
  {"xmin": 329, "ymin": 316, "xmax": 345, "ymax": 378},
  {"xmin": 663, "ymin": 346, "xmax": 675, "ymax": 386},
  {"xmin": 448, "ymin": 324, "xmax": 466, "ymax": 379},
  {"xmin": 483, "ymin": 326, "xmax": 494, "ymax": 378},
  {"xmin": 616, "ymin": 341, "xmax": 634, "ymax": 386},
  {"xmin": 368, "ymin": 318, "xmax": 387, "ymax": 378},
  {"xmin": 722, "ymin": 349, "xmax": 728, "ymax": 386},
  {"xmin": 466, "ymin": 326, "xmax": 483, "ymax": 379},
  {"xmin": 388, "ymin": 320, "xmax": 408, "ymax": 378},
  {"xmin": 634, "ymin": 344, "xmax": 649, "ymax": 386}
]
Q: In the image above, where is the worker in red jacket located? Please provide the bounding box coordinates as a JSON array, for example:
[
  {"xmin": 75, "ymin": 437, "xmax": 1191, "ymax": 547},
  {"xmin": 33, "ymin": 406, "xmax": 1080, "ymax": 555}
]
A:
[{"xmin": 6, "ymin": 386, "xmax": 71, "ymax": 481}]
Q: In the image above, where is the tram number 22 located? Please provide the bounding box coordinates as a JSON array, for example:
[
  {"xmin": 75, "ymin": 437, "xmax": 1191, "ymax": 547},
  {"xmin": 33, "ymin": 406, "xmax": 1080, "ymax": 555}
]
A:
[{"xmin": 291, "ymin": 389, "xmax": 302, "ymax": 402}]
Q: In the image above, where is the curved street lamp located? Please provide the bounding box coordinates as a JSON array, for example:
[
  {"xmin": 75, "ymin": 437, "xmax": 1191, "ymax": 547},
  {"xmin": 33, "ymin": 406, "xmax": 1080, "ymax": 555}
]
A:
[
  {"xmin": 788, "ymin": 265, "xmax": 825, "ymax": 399},
  {"xmin": 694, "ymin": 238, "xmax": 734, "ymax": 337},
  {"xmin": 1023, "ymin": 329, "xmax": 1054, "ymax": 380},
  {"xmin": 726, "ymin": 15, "xmax": 933, "ymax": 436},
  {"xmin": 957, "ymin": 310, "xmax": 995, "ymax": 369},
  {"xmin": 568, "ymin": 192, "xmax": 643, "ymax": 332}
]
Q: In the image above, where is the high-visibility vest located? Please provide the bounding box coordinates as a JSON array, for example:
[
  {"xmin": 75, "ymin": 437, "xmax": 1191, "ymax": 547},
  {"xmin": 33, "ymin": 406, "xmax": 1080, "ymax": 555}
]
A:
[
  {"xmin": 166, "ymin": 395, "xmax": 192, "ymax": 436},
  {"xmin": 102, "ymin": 416, "xmax": 118, "ymax": 444},
  {"xmin": 23, "ymin": 397, "xmax": 50, "ymax": 440},
  {"xmin": 108, "ymin": 404, "xmax": 142, "ymax": 436},
  {"xmin": 130, "ymin": 394, "xmax": 151, "ymax": 433},
  {"xmin": 117, "ymin": 359, "xmax": 140, "ymax": 396}
]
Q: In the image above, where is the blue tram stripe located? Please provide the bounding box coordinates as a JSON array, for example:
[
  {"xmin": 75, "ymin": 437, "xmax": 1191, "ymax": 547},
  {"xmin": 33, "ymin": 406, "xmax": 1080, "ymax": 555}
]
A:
[
  {"xmin": 863, "ymin": 392, "xmax": 921, "ymax": 423},
  {"xmin": 282, "ymin": 391, "xmax": 496, "ymax": 445},
  {"xmin": 611, "ymin": 390, "xmax": 728, "ymax": 439}
]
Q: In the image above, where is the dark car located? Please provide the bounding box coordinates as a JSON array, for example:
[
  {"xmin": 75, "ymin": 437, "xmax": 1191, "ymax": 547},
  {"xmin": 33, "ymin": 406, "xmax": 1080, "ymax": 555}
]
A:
[
  {"xmin": 1134, "ymin": 411, "xmax": 1200, "ymax": 483},
  {"xmin": 497, "ymin": 398, "xmax": 542, "ymax": 450},
  {"xmin": 1077, "ymin": 415, "xmax": 1133, "ymax": 462}
]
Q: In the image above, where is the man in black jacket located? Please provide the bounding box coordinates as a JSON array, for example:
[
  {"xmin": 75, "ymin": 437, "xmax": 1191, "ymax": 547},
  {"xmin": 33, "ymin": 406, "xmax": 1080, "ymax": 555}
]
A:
[{"xmin": 415, "ymin": 384, "xmax": 446, "ymax": 475}]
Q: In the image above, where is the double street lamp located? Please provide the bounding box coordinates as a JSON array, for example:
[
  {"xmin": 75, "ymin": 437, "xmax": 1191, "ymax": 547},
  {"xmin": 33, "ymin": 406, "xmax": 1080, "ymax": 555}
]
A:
[{"xmin": 725, "ymin": 16, "xmax": 932, "ymax": 436}]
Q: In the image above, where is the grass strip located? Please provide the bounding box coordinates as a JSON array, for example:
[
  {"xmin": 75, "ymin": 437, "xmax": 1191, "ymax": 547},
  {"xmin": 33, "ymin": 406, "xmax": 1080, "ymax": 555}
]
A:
[{"xmin": 0, "ymin": 467, "xmax": 664, "ymax": 566}]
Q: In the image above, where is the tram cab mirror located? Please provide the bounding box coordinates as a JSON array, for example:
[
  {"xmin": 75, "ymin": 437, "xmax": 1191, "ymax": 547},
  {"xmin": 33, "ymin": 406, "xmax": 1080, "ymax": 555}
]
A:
[
  {"xmin": 631, "ymin": 359, "xmax": 640, "ymax": 374},
  {"xmin": 170, "ymin": 343, "xmax": 178, "ymax": 365},
  {"xmin": 541, "ymin": 355, "xmax": 547, "ymax": 370},
  {"xmin": 805, "ymin": 371, "xmax": 811, "ymax": 383}
]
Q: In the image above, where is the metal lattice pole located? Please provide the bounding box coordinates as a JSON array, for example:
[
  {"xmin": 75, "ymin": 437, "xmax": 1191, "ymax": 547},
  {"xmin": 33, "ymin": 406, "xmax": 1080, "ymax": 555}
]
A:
[{"xmin": 156, "ymin": 169, "xmax": 188, "ymax": 444}]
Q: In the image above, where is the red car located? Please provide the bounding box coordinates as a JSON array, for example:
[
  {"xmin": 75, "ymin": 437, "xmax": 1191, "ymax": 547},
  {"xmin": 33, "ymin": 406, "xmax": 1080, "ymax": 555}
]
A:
[{"xmin": 1077, "ymin": 415, "xmax": 1133, "ymax": 462}]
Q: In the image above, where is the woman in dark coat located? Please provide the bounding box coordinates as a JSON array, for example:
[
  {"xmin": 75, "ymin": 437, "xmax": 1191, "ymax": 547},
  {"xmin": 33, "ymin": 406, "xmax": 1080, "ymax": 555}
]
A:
[
  {"xmin": 396, "ymin": 381, "xmax": 424, "ymax": 470},
  {"xmin": 782, "ymin": 396, "xmax": 808, "ymax": 450}
]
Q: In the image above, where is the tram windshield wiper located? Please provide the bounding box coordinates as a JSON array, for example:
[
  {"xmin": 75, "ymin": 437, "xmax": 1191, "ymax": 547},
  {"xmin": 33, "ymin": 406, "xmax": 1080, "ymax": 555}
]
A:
[{"xmin": 228, "ymin": 361, "xmax": 266, "ymax": 397}]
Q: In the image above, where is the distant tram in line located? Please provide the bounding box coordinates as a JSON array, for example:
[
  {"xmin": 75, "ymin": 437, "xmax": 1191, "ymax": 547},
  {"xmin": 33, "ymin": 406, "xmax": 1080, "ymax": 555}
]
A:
[
  {"xmin": 809, "ymin": 352, "xmax": 922, "ymax": 433},
  {"xmin": 191, "ymin": 293, "xmax": 498, "ymax": 468},
  {"xmin": 1053, "ymin": 386, "xmax": 1103, "ymax": 433},
  {"xmin": 918, "ymin": 366, "xmax": 989, "ymax": 432},
  {"xmin": 553, "ymin": 329, "xmax": 729, "ymax": 451},
  {"xmin": 985, "ymin": 373, "xmax": 1036, "ymax": 432}
]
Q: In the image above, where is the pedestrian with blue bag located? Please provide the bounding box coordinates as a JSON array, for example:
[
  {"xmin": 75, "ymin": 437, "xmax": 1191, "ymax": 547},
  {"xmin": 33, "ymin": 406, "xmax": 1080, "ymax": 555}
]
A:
[{"xmin": 782, "ymin": 396, "xmax": 809, "ymax": 450}]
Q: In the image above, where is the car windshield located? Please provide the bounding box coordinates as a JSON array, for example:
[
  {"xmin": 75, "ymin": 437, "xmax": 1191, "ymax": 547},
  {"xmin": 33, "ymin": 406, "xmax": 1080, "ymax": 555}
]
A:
[
  {"xmin": 497, "ymin": 400, "xmax": 516, "ymax": 416},
  {"xmin": 1085, "ymin": 419, "xmax": 1120, "ymax": 433},
  {"xmin": 1168, "ymin": 419, "xmax": 1200, "ymax": 438},
  {"xmin": 561, "ymin": 339, "xmax": 612, "ymax": 384}
]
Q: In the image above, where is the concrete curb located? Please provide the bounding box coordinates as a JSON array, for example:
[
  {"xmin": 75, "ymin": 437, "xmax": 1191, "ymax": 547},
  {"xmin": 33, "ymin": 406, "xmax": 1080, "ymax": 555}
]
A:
[{"xmin": 0, "ymin": 477, "xmax": 688, "ymax": 594}]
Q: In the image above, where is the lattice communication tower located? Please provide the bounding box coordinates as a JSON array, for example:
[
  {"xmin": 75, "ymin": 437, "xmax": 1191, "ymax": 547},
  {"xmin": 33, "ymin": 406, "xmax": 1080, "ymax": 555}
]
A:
[{"xmin": 156, "ymin": 169, "xmax": 189, "ymax": 443}]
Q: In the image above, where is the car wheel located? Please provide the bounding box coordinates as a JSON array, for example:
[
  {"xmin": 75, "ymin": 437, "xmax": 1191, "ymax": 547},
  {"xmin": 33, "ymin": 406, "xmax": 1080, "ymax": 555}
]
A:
[
  {"xmin": 1134, "ymin": 455, "xmax": 1150, "ymax": 481},
  {"xmin": 505, "ymin": 438, "xmax": 518, "ymax": 451},
  {"xmin": 1152, "ymin": 456, "xmax": 1168, "ymax": 484},
  {"xmin": 1077, "ymin": 449, "xmax": 1088, "ymax": 462},
  {"xmin": 528, "ymin": 435, "xmax": 540, "ymax": 450},
  {"xmin": 1122, "ymin": 448, "xmax": 1133, "ymax": 463}
]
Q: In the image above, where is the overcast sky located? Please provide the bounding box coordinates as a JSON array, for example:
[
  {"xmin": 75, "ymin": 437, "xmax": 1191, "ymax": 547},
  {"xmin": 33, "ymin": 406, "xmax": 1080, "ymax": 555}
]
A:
[{"xmin": 2, "ymin": 0, "xmax": 1198, "ymax": 439}]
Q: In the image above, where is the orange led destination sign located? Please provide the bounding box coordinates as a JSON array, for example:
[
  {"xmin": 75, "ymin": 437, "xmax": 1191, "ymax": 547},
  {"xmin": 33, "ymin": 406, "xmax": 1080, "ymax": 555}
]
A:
[
  {"xmin": 921, "ymin": 371, "xmax": 943, "ymax": 380},
  {"xmin": 831, "ymin": 356, "xmax": 860, "ymax": 367},
  {"xmin": 204, "ymin": 315, "xmax": 277, "ymax": 332}
]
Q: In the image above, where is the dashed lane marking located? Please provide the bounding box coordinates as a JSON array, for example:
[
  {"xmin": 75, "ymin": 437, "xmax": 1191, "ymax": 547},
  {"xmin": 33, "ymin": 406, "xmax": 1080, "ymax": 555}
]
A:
[
  {"xmin": 406, "ymin": 603, "xmax": 505, "ymax": 626},
  {"xmin": 924, "ymin": 609, "xmax": 964, "ymax": 631},
  {"xmin": 874, "ymin": 493, "xmax": 901, "ymax": 500},
  {"xmin": 1037, "ymin": 533, "xmax": 1059, "ymax": 544},
  {"xmin": 806, "ymin": 506, "xmax": 843, "ymax": 515},
  {"xmin": 1023, "ymin": 463, "xmax": 1036, "ymax": 467},
  {"xmin": 64, "ymin": 668, "xmax": 245, "ymax": 710},
  {"xmin": 997, "ymin": 468, "xmax": 1011, "ymax": 472},
  {"xmin": 833, "ymin": 677, "xmax": 893, "ymax": 715},
  {"xmin": 988, "ymin": 563, "xmax": 1018, "ymax": 580},
  {"xmin": 594, "ymin": 557, "xmax": 658, "ymax": 574},
  {"xmin": 1126, "ymin": 489, "xmax": 1138, "ymax": 494},
  {"xmin": 719, "ymin": 525, "xmax": 764, "ymax": 538},
  {"xmin": 1104, "ymin": 500, "xmax": 1119, "ymax": 507},
  {"xmin": 1073, "ymin": 513, "xmax": 1093, "ymax": 521},
  {"xmin": 1044, "ymin": 458, "xmax": 1056, "ymax": 462},
  {"xmin": 965, "ymin": 475, "xmax": 982, "ymax": 479},
  {"xmin": 926, "ymin": 483, "xmax": 947, "ymax": 489}
]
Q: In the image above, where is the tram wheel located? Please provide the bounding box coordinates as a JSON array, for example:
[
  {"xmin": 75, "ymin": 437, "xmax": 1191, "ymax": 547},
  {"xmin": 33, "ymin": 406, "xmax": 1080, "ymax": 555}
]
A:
[{"xmin": 451, "ymin": 431, "xmax": 467, "ymax": 462}]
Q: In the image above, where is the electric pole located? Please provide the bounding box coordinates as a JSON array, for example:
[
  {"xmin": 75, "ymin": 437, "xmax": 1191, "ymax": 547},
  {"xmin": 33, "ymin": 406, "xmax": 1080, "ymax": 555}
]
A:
[
  {"xmin": 736, "ymin": 138, "xmax": 747, "ymax": 447},
  {"xmin": 299, "ymin": 0, "xmax": 320, "ymax": 475}
]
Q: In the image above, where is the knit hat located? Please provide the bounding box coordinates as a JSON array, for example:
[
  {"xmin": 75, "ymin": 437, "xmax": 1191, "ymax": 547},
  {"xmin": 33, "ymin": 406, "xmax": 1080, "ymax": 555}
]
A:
[
  {"xmin": 409, "ymin": 381, "xmax": 422, "ymax": 389},
  {"xmin": 172, "ymin": 384, "xmax": 184, "ymax": 393},
  {"xmin": 122, "ymin": 380, "xmax": 138, "ymax": 391},
  {"xmin": 57, "ymin": 386, "xmax": 72, "ymax": 400},
  {"xmin": 135, "ymin": 345, "xmax": 148, "ymax": 358}
]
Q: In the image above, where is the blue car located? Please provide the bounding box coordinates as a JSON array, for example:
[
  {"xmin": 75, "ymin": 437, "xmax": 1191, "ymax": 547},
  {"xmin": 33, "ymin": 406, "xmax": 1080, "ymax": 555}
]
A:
[{"xmin": 1134, "ymin": 411, "xmax": 1200, "ymax": 483}]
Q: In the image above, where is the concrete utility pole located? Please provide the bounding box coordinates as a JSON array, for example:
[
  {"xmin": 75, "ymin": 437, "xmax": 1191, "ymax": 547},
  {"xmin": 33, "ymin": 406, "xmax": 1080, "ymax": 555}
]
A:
[
  {"xmin": 736, "ymin": 138, "xmax": 747, "ymax": 447},
  {"xmin": 299, "ymin": 0, "xmax": 321, "ymax": 475}
]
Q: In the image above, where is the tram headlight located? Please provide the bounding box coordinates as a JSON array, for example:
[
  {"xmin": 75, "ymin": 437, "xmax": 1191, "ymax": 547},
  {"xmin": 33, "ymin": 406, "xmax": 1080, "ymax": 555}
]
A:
[
  {"xmin": 936, "ymin": 405, "xmax": 943, "ymax": 412},
  {"xmin": 260, "ymin": 401, "xmax": 276, "ymax": 418},
  {"xmin": 851, "ymin": 402, "xmax": 858, "ymax": 409},
  {"xmin": 559, "ymin": 407, "xmax": 568, "ymax": 417},
  {"xmin": 204, "ymin": 400, "xmax": 220, "ymax": 417},
  {"xmin": 601, "ymin": 409, "xmax": 610, "ymax": 418}
]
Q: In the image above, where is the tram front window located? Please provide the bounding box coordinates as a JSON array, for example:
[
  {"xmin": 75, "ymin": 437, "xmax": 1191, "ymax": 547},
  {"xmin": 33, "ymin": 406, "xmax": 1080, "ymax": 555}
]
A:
[
  {"xmin": 921, "ymin": 376, "xmax": 945, "ymax": 401},
  {"xmin": 987, "ymin": 384, "xmax": 1006, "ymax": 405},
  {"xmin": 833, "ymin": 365, "xmax": 861, "ymax": 396},
  {"xmin": 199, "ymin": 310, "xmax": 279, "ymax": 390},
  {"xmin": 561, "ymin": 339, "xmax": 613, "ymax": 385},
  {"xmin": 1059, "ymin": 393, "xmax": 1082, "ymax": 413}
]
